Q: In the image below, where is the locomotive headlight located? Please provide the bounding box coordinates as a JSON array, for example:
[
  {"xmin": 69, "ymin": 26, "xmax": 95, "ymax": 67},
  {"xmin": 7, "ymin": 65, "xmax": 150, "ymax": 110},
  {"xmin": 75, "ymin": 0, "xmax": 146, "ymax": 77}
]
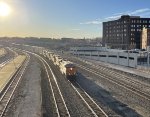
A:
[{"xmin": 70, "ymin": 68, "xmax": 73, "ymax": 70}]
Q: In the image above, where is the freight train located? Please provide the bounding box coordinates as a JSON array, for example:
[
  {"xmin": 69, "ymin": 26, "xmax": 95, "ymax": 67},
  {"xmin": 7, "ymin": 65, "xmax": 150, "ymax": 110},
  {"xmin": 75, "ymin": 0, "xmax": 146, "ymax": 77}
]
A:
[
  {"xmin": 60, "ymin": 60, "xmax": 76, "ymax": 78},
  {"xmin": 51, "ymin": 54, "xmax": 77, "ymax": 79},
  {"xmin": 41, "ymin": 50, "xmax": 77, "ymax": 79}
]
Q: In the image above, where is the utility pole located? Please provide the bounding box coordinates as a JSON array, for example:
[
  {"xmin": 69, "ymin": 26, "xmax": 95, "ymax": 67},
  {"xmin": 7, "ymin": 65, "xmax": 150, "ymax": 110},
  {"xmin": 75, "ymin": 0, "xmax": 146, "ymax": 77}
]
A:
[{"xmin": 147, "ymin": 46, "xmax": 149, "ymax": 67}]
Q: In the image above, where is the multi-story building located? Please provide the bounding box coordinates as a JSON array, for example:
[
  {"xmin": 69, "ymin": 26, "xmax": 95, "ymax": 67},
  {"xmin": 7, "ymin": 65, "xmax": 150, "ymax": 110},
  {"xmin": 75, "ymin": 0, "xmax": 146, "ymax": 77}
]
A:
[
  {"xmin": 141, "ymin": 27, "xmax": 150, "ymax": 49},
  {"xmin": 103, "ymin": 15, "xmax": 150, "ymax": 49}
]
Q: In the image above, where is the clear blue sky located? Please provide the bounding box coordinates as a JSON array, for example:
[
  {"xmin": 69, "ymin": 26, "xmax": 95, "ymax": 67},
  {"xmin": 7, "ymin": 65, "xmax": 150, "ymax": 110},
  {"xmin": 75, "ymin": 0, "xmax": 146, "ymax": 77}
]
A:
[{"xmin": 1, "ymin": 0, "xmax": 150, "ymax": 38}]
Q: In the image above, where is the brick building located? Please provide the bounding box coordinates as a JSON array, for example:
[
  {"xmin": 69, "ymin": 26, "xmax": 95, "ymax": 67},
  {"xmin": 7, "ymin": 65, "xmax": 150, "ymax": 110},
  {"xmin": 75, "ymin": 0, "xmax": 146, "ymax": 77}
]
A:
[{"xmin": 103, "ymin": 15, "xmax": 150, "ymax": 49}]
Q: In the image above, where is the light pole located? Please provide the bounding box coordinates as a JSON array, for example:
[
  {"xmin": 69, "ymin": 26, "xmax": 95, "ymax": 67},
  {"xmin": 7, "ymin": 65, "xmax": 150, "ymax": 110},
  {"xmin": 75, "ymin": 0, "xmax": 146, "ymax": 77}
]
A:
[{"xmin": 147, "ymin": 46, "xmax": 149, "ymax": 67}]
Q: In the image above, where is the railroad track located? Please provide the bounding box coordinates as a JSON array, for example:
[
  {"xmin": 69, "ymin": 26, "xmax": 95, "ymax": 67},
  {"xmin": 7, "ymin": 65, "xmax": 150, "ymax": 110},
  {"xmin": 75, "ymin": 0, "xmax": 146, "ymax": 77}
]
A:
[
  {"xmin": 88, "ymin": 61, "xmax": 150, "ymax": 87},
  {"xmin": 7, "ymin": 47, "xmax": 18, "ymax": 57},
  {"xmin": 47, "ymin": 58, "xmax": 109, "ymax": 117},
  {"xmin": 0, "ymin": 47, "xmax": 18, "ymax": 68},
  {"xmin": 29, "ymin": 52, "xmax": 70, "ymax": 117},
  {"xmin": 64, "ymin": 56, "xmax": 150, "ymax": 97},
  {"xmin": 29, "ymin": 51, "xmax": 109, "ymax": 117},
  {"xmin": 75, "ymin": 63, "xmax": 150, "ymax": 101},
  {"xmin": 80, "ymin": 59, "xmax": 150, "ymax": 94},
  {"xmin": 69, "ymin": 80, "xmax": 108, "ymax": 117},
  {"xmin": 0, "ymin": 58, "xmax": 13, "ymax": 68},
  {"xmin": 0, "ymin": 53, "xmax": 30, "ymax": 117},
  {"xmin": 45, "ymin": 57, "xmax": 109, "ymax": 116},
  {"xmin": 61, "ymin": 54, "xmax": 149, "ymax": 88}
]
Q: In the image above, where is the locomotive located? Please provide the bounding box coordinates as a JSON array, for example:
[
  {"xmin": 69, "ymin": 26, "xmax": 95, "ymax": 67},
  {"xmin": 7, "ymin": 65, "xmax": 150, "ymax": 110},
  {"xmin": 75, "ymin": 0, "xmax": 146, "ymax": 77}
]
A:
[
  {"xmin": 60, "ymin": 60, "xmax": 76, "ymax": 79},
  {"xmin": 49, "ymin": 52, "xmax": 77, "ymax": 79}
]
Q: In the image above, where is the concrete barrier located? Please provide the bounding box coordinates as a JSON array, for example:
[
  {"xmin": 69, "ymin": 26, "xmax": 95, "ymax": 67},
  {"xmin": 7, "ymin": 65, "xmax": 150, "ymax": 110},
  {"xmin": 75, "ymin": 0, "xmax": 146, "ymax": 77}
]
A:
[{"xmin": 71, "ymin": 50, "xmax": 138, "ymax": 68}]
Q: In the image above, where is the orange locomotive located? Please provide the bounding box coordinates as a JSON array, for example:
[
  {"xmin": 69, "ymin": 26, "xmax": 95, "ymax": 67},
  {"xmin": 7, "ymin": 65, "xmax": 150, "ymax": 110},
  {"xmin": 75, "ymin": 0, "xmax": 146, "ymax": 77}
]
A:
[
  {"xmin": 50, "ymin": 53, "xmax": 77, "ymax": 80},
  {"xmin": 65, "ymin": 63, "xmax": 76, "ymax": 79}
]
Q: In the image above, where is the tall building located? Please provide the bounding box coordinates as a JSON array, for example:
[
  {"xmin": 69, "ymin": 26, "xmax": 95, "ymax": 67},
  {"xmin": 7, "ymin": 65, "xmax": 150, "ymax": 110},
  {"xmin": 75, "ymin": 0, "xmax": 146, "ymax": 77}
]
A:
[
  {"xmin": 103, "ymin": 15, "xmax": 150, "ymax": 49},
  {"xmin": 141, "ymin": 27, "xmax": 150, "ymax": 49}
]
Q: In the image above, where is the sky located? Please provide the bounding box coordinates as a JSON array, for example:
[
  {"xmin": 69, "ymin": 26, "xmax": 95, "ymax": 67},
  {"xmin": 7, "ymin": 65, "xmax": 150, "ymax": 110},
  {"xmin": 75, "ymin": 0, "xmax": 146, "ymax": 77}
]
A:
[{"xmin": 0, "ymin": 0, "xmax": 150, "ymax": 39}]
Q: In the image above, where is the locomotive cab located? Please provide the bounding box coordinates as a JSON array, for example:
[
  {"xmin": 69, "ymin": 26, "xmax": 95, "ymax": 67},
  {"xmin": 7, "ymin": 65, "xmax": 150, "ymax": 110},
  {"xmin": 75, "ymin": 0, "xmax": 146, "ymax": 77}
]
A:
[{"xmin": 65, "ymin": 63, "xmax": 76, "ymax": 80}]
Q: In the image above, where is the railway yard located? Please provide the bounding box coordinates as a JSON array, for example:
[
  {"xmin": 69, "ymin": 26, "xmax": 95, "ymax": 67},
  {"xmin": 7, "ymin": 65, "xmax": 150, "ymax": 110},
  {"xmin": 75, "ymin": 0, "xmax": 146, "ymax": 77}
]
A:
[{"xmin": 0, "ymin": 45, "xmax": 150, "ymax": 117}]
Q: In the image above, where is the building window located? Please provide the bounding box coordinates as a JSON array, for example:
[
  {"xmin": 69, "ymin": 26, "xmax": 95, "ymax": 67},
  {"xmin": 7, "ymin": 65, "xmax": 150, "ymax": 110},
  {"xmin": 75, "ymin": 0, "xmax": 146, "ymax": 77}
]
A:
[
  {"xmin": 134, "ymin": 20, "xmax": 136, "ymax": 23},
  {"xmin": 132, "ymin": 20, "xmax": 134, "ymax": 23},
  {"xmin": 137, "ymin": 25, "xmax": 141, "ymax": 28},
  {"xmin": 143, "ymin": 20, "xmax": 147, "ymax": 23},
  {"xmin": 131, "ymin": 33, "xmax": 133, "ymax": 36},
  {"xmin": 131, "ymin": 29, "xmax": 135, "ymax": 31},
  {"xmin": 137, "ymin": 29, "xmax": 141, "ymax": 31}
]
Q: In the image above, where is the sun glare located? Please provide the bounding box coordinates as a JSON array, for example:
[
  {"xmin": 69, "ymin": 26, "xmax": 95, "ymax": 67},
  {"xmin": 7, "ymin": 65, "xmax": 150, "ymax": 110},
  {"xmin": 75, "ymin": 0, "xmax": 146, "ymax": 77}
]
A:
[{"xmin": 0, "ymin": 2, "xmax": 11, "ymax": 17}]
